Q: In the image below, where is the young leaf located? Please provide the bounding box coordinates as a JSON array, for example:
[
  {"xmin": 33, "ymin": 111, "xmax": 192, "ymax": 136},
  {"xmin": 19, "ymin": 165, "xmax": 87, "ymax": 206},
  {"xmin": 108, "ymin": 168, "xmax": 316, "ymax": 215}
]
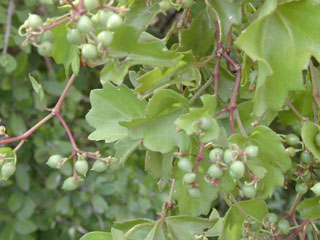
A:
[
  {"xmin": 80, "ymin": 231, "xmax": 113, "ymax": 240},
  {"xmin": 301, "ymin": 121, "xmax": 320, "ymax": 159},
  {"xmin": 296, "ymin": 197, "xmax": 320, "ymax": 220}
]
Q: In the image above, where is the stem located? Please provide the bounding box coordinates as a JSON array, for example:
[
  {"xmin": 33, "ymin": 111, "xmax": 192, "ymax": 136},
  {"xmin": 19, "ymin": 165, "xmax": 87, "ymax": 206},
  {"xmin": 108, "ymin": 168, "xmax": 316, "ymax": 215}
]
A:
[
  {"xmin": 78, "ymin": 0, "xmax": 84, "ymax": 11},
  {"xmin": 285, "ymin": 98, "xmax": 309, "ymax": 122},
  {"xmin": 124, "ymin": 223, "xmax": 154, "ymax": 238},
  {"xmin": 43, "ymin": 17, "xmax": 71, "ymax": 32},
  {"xmin": 54, "ymin": 73, "xmax": 77, "ymax": 113},
  {"xmin": 66, "ymin": 0, "xmax": 77, "ymax": 10},
  {"xmin": 56, "ymin": 113, "xmax": 78, "ymax": 151},
  {"xmin": 213, "ymin": 54, "xmax": 222, "ymax": 96},
  {"xmin": 13, "ymin": 140, "xmax": 25, "ymax": 152},
  {"xmin": 313, "ymin": 100, "xmax": 318, "ymax": 123},
  {"xmin": 2, "ymin": 0, "xmax": 15, "ymax": 54},
  {"xmin": 288, "ymin": 193, "xmax": 302, "ymax": 219},
  {"xmin": 193, "ymin": 144, "xmax": 205, "ymax": 174},
  {"xmin": 189, "ymin": 77, "xmax": 215, "ymax": 104},
  {"xmin": 229, "ymin": 108, "xmax": 235, "ymax": 133},
  {"xmin": 234, "ymin": 107, "xmax": 248, "ymax": 138}
]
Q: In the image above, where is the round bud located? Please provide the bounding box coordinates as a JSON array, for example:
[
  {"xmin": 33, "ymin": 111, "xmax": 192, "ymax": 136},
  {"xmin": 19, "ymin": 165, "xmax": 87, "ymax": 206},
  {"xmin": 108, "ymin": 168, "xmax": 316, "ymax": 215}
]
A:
[
  {"xmin": 207, "ymin": 164, "xmax": 223, "ymax": 179},
  {"xmin": 75, "ymin": 160, "xmax": 89, "ymax": 176},
  {"xmin": 67, "ymin": 29, "xmax": 82, "ymax": 45},
  {"xmin": 241, "ymin": 184, "xmax": 256, "ymax": 198},
  {"xmin": 178, "ymin": 157, "xmax": 193, "ymax": 172},
  {"xmin": 315, "ymin": 133, "xmax": 320, "ymax": 147},
  {"xmin": 77, "ymin": 15, "xmax": 93, "ymax": 33},
  {"xmin": 265, "ymin": 213, "xmax": 278, "ymax": 224},
  {"xmin": 183, "ymin": 172, "xmax": 196, "ymax": 184},
  {"xmin": 91, "ymin": 160, "xmax": 108, "ymax": 172},
  {"xmin": 97, "ymin": 31, "xmax": 114, "ymax": 47},
  {"xmin": 229, "ymin": 161, "xmax": 245, "ymax": 180},
  {"xmin": 159, "ymin": 1, "xmax": 171, "ymax": 11},
  {"xmin": 301, "ymin": 151, "xmax": 314, "ymax": 164},
  {"xmin": 188, "ymin": 187, "xmax": 201, "ymax": 198},
  {"xmin": 277, "ymin": 219, "xmax": 290, "ymax": 234},
  {"xmin": 28, "ymin": 14, "xmax": 43, "ymax": 29},
  {"xmin": 311, "ymin": 182, "xmax": 320, "ymax": 196},
  {"xmin": 286, "ymin": 133, "xmax": 300, "ymax": 146},
  {"xmin": 182, "ymin": 0, "xmax": 193, "ymax": 8},
  {"xmin": 81, "ymin": 44, "xmax": 98, "ymax": 59},
  {"xmin": 223, "ymin": 149, "xmax": 235, "ymax": 165},
  {"xmin": 42, "ymin": 30, "xmax": 54, "ymax": 42},
  {"xmin": 295, "ymin": 183, "xmax": 308, "ymax": 194},
  {"xmin": 244, "ymin": 145, "xmax": 258, "ymax": 158},
  {"xmin": 209, "ymin": 148, "xmax": 224, "ymax": 162},
  {"xmin": 107, "ymin": 14, "xmax": 123, "ymax": 29},
  {"xmin": 46, "ymin": 155, "xmax": 62, "ymax": 169},
  {"xmin": 99, "ymin": 10, "xmax": 113, "ymax": 25},
  {"xmin": 199, "ymin": 117, "xmax": 213, "ymax": 130},
  {"xmin": 84, "ymin": 0, "xmax": 99, "ymax": 11},
  {"xmin": 38, "ymin": 41, "xmax": 52, "ymax": 56},
  {"xmin": 1, "ymin": 162, "xmax": 16, "ymax": 180},
  {"xmin": 286, "ymin": 147, "xmax": 296, "ymax": 158},
  {"xmin": 62, "ymin": 177, "xmax": 78, "ymax": 191}
]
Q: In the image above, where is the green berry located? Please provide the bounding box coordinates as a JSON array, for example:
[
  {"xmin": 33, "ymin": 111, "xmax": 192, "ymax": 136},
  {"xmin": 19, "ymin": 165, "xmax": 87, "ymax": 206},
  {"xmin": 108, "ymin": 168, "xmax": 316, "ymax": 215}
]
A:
[
  {"xmin": 244, "ymin": 145, "xmax": 258, "ymax": 158},
  {"xmin": 182, "ymin": 0, "xmax": 193, "ymax": 8},
  {"xmin": 295, "ymin": 183, "xmax": 308, "ymax": 194},
  {"xmin": 265, "ymin": 213, "xmax": 278, "ymax": 224},
  {"xmin": 223, "ymin": 149, "xmax": 235, "ymax": 165},
  {"xmin": 84, "ymin": 0, "xmax": 99, "ymax": 11},
  {"xmin": 38, "ymin": 41, "xmax": 52, "ymax": 56},
  {"xmin": 81, "ymin": 44, "xmax": 98, "ymax": 59},
  {"xmin": 67, "ymin": 29, "xmax": 82, "ymax": 45},
  {"xmin": 42, "ymin": 30, "xmax": 54, "ymax": 42},
  {"xmin": 28, "ymin": 14, "xmax": 43, "ymax": 29},
  {"xmin": 183, "ymin": 172, "xmax": 196, "ymax": 184},
  {"xmin": 207, "ymin": 164, "xmax": 223, "ymax": 179},
  {"xmin": 286, "ymin": 133, "xmax": 300, "ymax": 146},
  {"xmin": 46, "ymin": 155, "xmax": 62, "ymax": 169},
  {"xmin": 75, "ymin": 160, "xmax": 89, "ymax": 176},
  {"xmin": 159, "ymin": 0, "xmax": 171, "ymax": 11},
  {"xmin": 229, "ymin": 161, "xmax": 245, "ymax": 180},
  {"xmin": 62, "ymin": 177, "xmax": 78, "ymax": 191},
  {"xmin": 97, "ymin": 31, "xmax": 113, "ymax": 47},
  {"xmin": 199, "ymin": 117, "xmax": 213, "ymax": 130},
  {"xmin": 241, "ymin": 184, "xmax": 256, "ymax": 198},
  {"xmin": 292, "ymin": 124, "xmax": 301, "ymax": 136},
  {"xmin": 98, "ymin": 10, "xmax": 113, "ymax": 25},
  {"xmin": 315, "ymin": 133, "xmax": 320, "ymax": 147},
  {"xmin": 1, "ymin": 162, "xmax": 16, "ymax": 180},
  {"xmin": 311, "ymin": 182, "xmax": 320, "ymax": 196},
  {"xmin": 91, "ymin": 160, "xmax": 108, "ymax": 172},
  {"xmin": 209, "ymin": 148, "xmax": 224, "ymax": 162},
  {"xmin": 301, "ymin": 151, "xmax": 314, "ymax": 164},
  {"xmin": 286, "ymin": 147, "xmax": 296, "ymax": 158},
  {"xmin": 277, "ymin": 219, "xmax": 290, "ymax": 234},
  {"xmin": 107, "ymin": 14, "xmax": 123, "ymax": 29},
  {"xmin": 77, "ymin": 15, "xmax": 93, "ymax": 33},
  {"xmin": 178, "ymin": 157, "xmax": 193, "ymax": 172},
  {"xmin": 188, "ymin": 187, "xmax": 201, "ymax": 198}
]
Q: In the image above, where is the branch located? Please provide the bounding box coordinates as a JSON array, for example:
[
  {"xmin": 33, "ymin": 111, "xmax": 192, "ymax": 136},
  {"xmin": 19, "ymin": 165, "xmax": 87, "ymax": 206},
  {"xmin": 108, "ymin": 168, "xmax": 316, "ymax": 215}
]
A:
[
  {"xmin": 309, "ymin": 60, "xmax": 320, "ymax": 107},
  {"xmin": 0, "ymin": 73, "xmax": 77, "ymax": 145},
  {"xmin": 193, "ymin": 143, "xmax": 205, "ymax": 174},
  {"xmin": 285, "ymin": 97, "xmax": 309, "ymax": 122},
  {"xmin": 2, "ymin": 0, "xmax": 15, "ymax": 54}
]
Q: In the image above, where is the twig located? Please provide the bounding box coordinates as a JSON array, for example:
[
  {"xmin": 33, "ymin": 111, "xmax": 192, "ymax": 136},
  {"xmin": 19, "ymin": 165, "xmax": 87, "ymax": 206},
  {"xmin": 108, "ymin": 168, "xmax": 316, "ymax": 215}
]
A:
[
  {"xmin": 193, "ymin": 144, "xmax": 205, "ymax": 174},
  {"xmin": 313, "ymin": 100, "xmax": 318, "ymax": 123},
  {"xmin": 56, "ymin": 113, "xmax": 78, "ymax": 151},
  {"xmin": 285, "ymin": 98, "xmax": 309, "ymax": 122},
  {"xmin": 66, "ymin": 0, "xmax": 77, "ymax": 10},
  {"xmin": 2, "ymin": 0, "xmax": 15, "ymax": 54},
  {"xmin": 13, "ymin": 140, "xmax": 25, "ymax": 152}
]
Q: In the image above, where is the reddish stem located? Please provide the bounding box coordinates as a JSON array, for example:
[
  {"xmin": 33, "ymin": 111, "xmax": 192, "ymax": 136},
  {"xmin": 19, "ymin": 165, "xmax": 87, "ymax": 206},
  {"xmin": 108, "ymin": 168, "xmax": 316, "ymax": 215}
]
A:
[
  {"xmin": 285, "ymin": 97, "xmax": 309, "ymax": 122},
  {"xmin": 56, "ymin": 113, "xmax": 78, "ymax": 151},
  {"xmin": 66, "ymin": 0, "xmax": 77, "ymax": 10},
  {"xmin": 193, "ymin": 144, "xmax": 205, "ymax": 174}
]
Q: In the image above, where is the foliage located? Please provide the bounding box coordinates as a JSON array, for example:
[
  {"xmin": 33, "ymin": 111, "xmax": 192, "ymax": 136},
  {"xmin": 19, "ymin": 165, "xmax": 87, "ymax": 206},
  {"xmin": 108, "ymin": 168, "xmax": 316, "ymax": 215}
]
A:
[{"xmin": 1, "ymin": 0, "xmax": 320, "ymax": 239}]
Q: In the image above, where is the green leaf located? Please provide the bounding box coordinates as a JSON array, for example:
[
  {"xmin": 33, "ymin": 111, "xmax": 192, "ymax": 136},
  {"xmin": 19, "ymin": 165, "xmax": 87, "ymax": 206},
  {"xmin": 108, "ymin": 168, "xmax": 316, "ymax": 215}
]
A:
[
  {"xmin": 111, "ymin": 228, "xmax": 126, "ymax": 240},
  {"xmin": 16, "ymin": 196, "xmax": 36, "ymax": 220},
  {"xmin": 114, "ymin": 138, "xmax": 140, "ymax": 165},
  {"xmin": 297, "ymin": 197, "xmax": 320, "ymax": 220},
  {"xmin": 110, "ymin": 25, "xmax": 182, "ymax": 67},
  {"xmin": 121, "ymin": 89, "xmax": 189, "ymax": 153},
  {"xmin": 236, "ymin": 0, "xmax": 320, "ymax": 114},
  {"xmin": 145, "ymin": 150, "xmax": 174, "ymax": 191},
  {"xmin": 86, "ymin": 83, "xmax": 147, "ymax": 142},
  {"xmin": 0, "ymin": 53, "xmax": 17, "ymax": 73},
  {"xmin": 29, "ymin": 73, "xmax": 45, "ymax": 104},
  {"xmin": 124, "ymin": 0, "xmax": 160, "ymax": 28},
  {"xmin": 100, "ymin": 61, "xmax": 130, "ymax": 85},
  {"xmin": 180, "ymin": 9, "xmax": 216, "ymax": 56},
  {"xmin": 45, "ymin": 171, "xmax": 61, "ymax": 190},
  {"xmin": 221, "ymin": 199, "xmax": 268, "ymax": 240},
  {"xmin": 175, "ymin": 94, "xmax": 217, "ymax": 135},
  {"xmin": 145, "ymin": 220, "xmax": 167, "ymax": 240},
  {"xmin": 51, "ymin": 23, "xmax": 80, "ymax": 74},
  {"xmin": 166, "ymin": 216, "xmax": 215, "ymax": 240},
  {"xmin": 301, "ymin": 121, "xmax": 320, "ymax": 159},
  {"xmin": 114, "ymin": 218, "xmax": 154, "ymax": 232},
  {"xmin": 56, "ymin": 196, "xmax": 70, "ymax": 215},
  {"xmin": 15, "ymin": 164, "xmax": 30, "ymax": 191},
  {"xmin": 8, "ymin": 192, "xmax": 25, "ymax": 213},
  {"xmin": 91, "ymin": 195, "xmax": 109, "ymax": 214},
  {"xmin": 208, "ymin": 0, "xmax": 242, "ymax": 43},
  {"xmin": 14, "ymin": 219, "xmax": 37, "ymax": 235},
  {"xmin": 80, "ymin": 231, "xmax": 113, "ymax": 240}
]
